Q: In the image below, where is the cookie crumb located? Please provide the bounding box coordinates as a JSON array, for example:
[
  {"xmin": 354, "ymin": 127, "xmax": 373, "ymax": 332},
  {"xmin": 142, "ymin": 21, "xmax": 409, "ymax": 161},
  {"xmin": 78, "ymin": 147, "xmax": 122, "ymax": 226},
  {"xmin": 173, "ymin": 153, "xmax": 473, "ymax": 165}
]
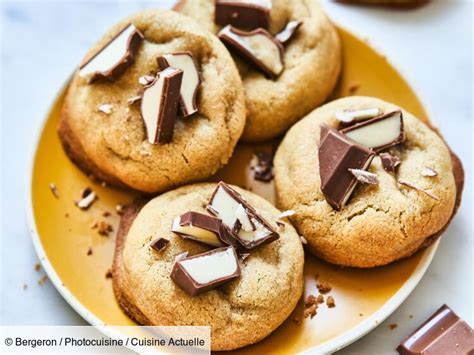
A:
[
  {"xmin": 92, "ymin": 220, "xmax": 113, "ymax": 236},
  {"xmin": 326, "ymin": 296, "xmax": 336, "ymax": 308},
  {"xmin": 105, "ymin": 269, "xmax": 113, "ymax": 279},
  {"xmin": 317, "ymin": 281, "xmax": 332, "ymax": 294},
  {"xmin": 34, "ymin": 263, "xmax": 41, "ymax": 272},
  {"xmin": 116, "ymin": 204, "xmax": 125, "ymax": 215},
  {"xmin": 292, "ymin": 317, "xmax": 301, "ymax": 325},
  {"xmin": 49, "ymin": 183, "xmax": 59, "ymax": 198},
  {"xmin": 87, "ymin": 247, "xmax": 93, "ymax": 256},
  {"xmin": 305, "ymin": 294, "xmax": 317, "ymax": 306},
  {"xmin": 304, "ymin": 304, "xmax": 317, "ymax": 319},
  {"xmin": 102, "ymin": 211, "xmax": 111, "ymax": 217},
  {"xmin": 38, "ymin": 275, "xmax": 48, "ymax": 286},
  {"xmin": 316, "ymin": 295, "xmax": 324, "ymax": 304},
  {"xmin": 389, "ymin": 323, "xmax": 398, "ymax": 330}
]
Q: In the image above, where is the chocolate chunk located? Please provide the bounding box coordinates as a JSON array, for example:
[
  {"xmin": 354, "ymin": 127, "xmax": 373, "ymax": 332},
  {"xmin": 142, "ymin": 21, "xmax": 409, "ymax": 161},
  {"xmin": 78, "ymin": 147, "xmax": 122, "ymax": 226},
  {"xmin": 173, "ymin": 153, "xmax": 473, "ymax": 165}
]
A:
[
  {"xmin": 150, "ymin": 238, "xmax": 169, "ymax": 252},
  {"xmin": 348, "ymin": 168, "xmax": 379, "ymax": 185},
  {"xmin": 218, "ymin": 25, "xmax": 284, "ymax": 78},
  {"xmin": 171, "ymin": 246, "xmax": 241, "ymax": 296},
  {"xmin": 421, "ymin": 167, "xmax": 437, "ymax": 177},
  {"xmin": 157, "ymin": 52, "xmax": 201, "ymax": 117},
  {"xmin": 341, "ymin": 110, "xmax": 405, "ymax": 152},
  {"xmin": 75, "ymin": 187, "xmax": 97, "ymax": 210},
  {"xmin": 207, "ymin": 182, "xmax": 279, "ymax": 249},
  {"xmin": 397, "ymin": 304, "xmax": 474, "ymax": 355},
  {"xmin": 97, "ymin": 103, "xmax": 113, "ymax": 114},
  {"xmin": 172, "ymin": 211, "xmax": 226, "ymax": 247},
  {"xmin": 275, "ymin": 20, "xmax": 303, "ymax": 44},
  {"xmin": 79, "ymin": 23, "xmax": 143, "ymax": 83},
  {"xmin": 380, "ymin": 152, "xmax": 401, "ymax": 172},
  {"xmin": 141, "ymin": 67, "xmax": 183, "ymax": 144},
  {"xmin": 319, "ymin": 127, "xmax": 375, "ymax": 210},
  {"xmin": 252, "ymin": 151, "xmax": 274, "ymax": 182},
  {"xmin": 335, "ymin": 107, "xmax": 382, "ymax": 125},
  {"xmin": 215, "ymin": 0, "xmax": 271, "ymax": 30},
  {"xmin": 398, "ymin": 179, "xmax": 440, "ymax": 201}
]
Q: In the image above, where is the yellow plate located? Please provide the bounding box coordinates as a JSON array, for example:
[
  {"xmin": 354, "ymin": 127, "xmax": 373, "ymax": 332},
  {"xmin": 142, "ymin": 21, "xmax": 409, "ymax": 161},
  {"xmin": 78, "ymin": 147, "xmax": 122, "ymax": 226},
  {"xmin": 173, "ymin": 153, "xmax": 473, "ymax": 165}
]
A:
[{"xmin": 27, "ymin": 27, "xmax": 438, "ymax": 354}]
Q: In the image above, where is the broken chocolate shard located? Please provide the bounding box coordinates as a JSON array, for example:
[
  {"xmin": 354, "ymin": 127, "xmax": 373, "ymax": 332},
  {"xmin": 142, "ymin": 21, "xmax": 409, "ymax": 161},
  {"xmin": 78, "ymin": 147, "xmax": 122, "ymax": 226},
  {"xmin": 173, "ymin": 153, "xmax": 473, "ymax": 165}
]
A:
[
  {"xmin": 172, "ymin": 212, "xmax": 224, "ymax": 247},
  {"xmin": 79, "ymin": 23, "xmax": 143, "ymax": 83},
  {"xmin": 398, "ymin": 179, "xmax": 440, "ymax": 201},
  {"xmin": 341, "ymin": 110, "xmax": 405, "ymax": 152},
  {"xmin": 207, "ymin": 182, "xmax": 279, "ymax": 249},
  {"xmin": 171, "ymin": 246, "xmax": 240, "ymax": 296},
  {"xmin": 252, "ymin": 151, "xmax": 274, "ymax": 182},
  {"xmin": 141, "ymin": 67, "xmax": 183, "ymax": 144},
  {"xmin": 215, "ymin": 0, "xmax": 271, "ymax": 30},
  {"xmin": 397, "ymin": 304, "xmax": 474, "ymax": 355},
  {"xmin": 335, "ymin": 107, "xmax": 382, "ymax": 125},
  {"xmin": 380, "ymin": 152, "xmax": 401, "ymax": 173},
  {"xmin": 150, "ymin": 238, "xmax": 169, "ymax": 252},
  {"xmin": 275, "ymin": 20, "xmax": 303, "ymax": 44},
  {"xmin": 218, "ymin": 25, "xmax": 284, "ymax": 78},
  {"xmin": 319, "ymin": 128, "xmax": 375, "ymax": 210},
  {"xmin": 421, "ymin": 167, "xmax": 438, "ymax": 177},
  {"xmin": 157, "ymin": 52, "xmax": 201, "ymax": 117},
  {"xmin": 76, "ymin": 187, "xmax": 97, "ymax": 210},
  {"xmin": 348, "ymin": 168, "xmax": 379, "ymax": 185}
]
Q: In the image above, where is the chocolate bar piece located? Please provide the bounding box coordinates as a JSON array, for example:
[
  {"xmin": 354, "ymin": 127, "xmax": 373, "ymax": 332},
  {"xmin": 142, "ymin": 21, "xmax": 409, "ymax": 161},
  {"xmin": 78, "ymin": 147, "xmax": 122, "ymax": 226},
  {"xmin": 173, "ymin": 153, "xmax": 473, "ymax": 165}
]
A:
[
  {"xmin": 171, "ymin": 246, "xmax": 241, "ymax": 296},
  {"xmin": 79, "ymin": 23, "xmax": 143, "ymax": 83},
  {"xmin": 207, "ymin": 182, "xmax": 279, "ymax": 249},
  {"xmin": 397, "ymin": 304, "xmax": 474, "ymax": 355},
  {"xmin": 341, "ymin": 110, "xmax": 405, "ymax": 152},
  {"xmin": 140, "ymin": 67, "xmax": 183, "ymax": 144},
  {"xmin": 335, "ymin": 107, "xmax": 382, "ymax": 124},
  {"xmin": 172, "ymin": 211, "xmax": 227, "ymax": 247},
  {"xmin": 150, "ymin": 238, "xmax": 169, "ymax": 252},
  {"xmin": 319, "ymin": 127, "xmax": 375, "ymax": 210},
  {"xmin": 218, "ymin": 25, "xmax": 284, "ymax": 78},
  {"xmin": 215, "ymin": 0, "xmax": 271, "ymax": 30},
  {"xmin": 157, "ymin": 52, "xmax": 201, "ymax": 117},
  {"xmin": 252, "ymin": 151, "xmax": 274, "ymax": 182},
  {"xmin": 380, "ymin": 152, "xmax": 401, "ymax": 172},
  {"xmin": 275, "ymin": 20, "xmax": 303, "ymax": 44}
]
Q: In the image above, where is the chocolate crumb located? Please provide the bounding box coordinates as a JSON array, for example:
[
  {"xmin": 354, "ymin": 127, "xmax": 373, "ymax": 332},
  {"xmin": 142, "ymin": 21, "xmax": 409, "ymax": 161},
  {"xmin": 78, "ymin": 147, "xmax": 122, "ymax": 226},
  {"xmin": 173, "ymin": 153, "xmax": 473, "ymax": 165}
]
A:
[
  {"xmin": 300, "ymin": 236, "xmax": 308, "ymax": 245},
  {"xmin": 305, "ymin": 294, "xmax": 317, "ymax": 306},
  {"xmin": 389, "ymin": 323, "xmax": 398, "ymax": 330},
  {"xmin": 252, "ymin": 151, "xmax": 274, "ymax": 182},
  {"xmin": 87, "ymin": 247, "xmax": 93, "ymax": 256},
  {"xmin": 317, "ymin": 281, "xmax": 332, "ymax": 294},
  {"xmin": 127, "ymin": 95, "xmax": 142, "ymax": 105},
  {"xmin": 421, "ymin": 167, "xmax": 437, "ymax": 177},
  {"xmin": 49, "ymin": 183, "xmax": 59, "ymax": 198},
  {"xmin": 349, "ymin": 168, "xmax": 379, "ymax": 185},
  {"xmin": 34, "ymin": 263, "xmax": 41, "ymax": 272},
  {"xmin": 327, "ymin": 296, "xmax": 336, "ymax": 308},
  {"xmin": 239, "ymin": 253, "xmax": 251, "ymax": 261},
  {"xmin": 380, "ymin": 152, "xmax": 401, "ymax": 172},
  {"xmin": 304, "ymin": 304, "xmax": 317, "ymax": 319},
  {"xmin": 278, "ymin": 210, "xmax": 296, "ymax": 219},
  {"xmin": 359, "ymin": 313, "xmax": 364, "ymax": 317},
  {"xmin": 38, "ymin": 275, "xmax": 48, "ymax": 286},
  {"xmin": 75, "ymin": 187, "xmax": 97, "ymax": 210},
  {"xmin": 92, "ymin": 220, "xmax": 113, "ymax": 236},
  {"xmin": 116, "ymin": 204, "xmax": 125, "ymax": 215},
  {"xmin": 292, "ymin": 317, "xmax": 302, "ymax": 325},
  {"xmin": 398, "ymin": 179, "xmax": 440, "ymax": 201},
  {"xmin": 138, "ymin": 75, "xmax": 155, "ymax": 86},
  {"xmin": 105, "ymin": 269, "xmax": 113, "ymax": 279},
  {"xmin": 348, "ymin": 82, "xmax": 360, "ymax": 95},
  {"xmin": 276, "ymin": 220, "xmax": 285, "ymax": 230},
  {"xmin": 102, "ymin": 211, "xmax": 111, "ymax": 217},
  {"xmin": 98, "ymin": 103, "xmax": 113, "ymax": 114}
]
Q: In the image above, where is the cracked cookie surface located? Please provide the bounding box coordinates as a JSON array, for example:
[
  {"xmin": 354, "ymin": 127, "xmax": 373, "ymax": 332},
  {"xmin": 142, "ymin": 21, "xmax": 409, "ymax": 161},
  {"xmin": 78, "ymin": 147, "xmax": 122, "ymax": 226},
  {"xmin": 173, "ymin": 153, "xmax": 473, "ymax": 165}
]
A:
[
  {"xmin": 274, "ymin": 96, "xmax": 457, "ymax": 267},
  {"xmin": 175, "ymin": 0, "xmax": 341, "ymax": 142},
  {"xmin": 59, "ymin": 9, "xmax": 245, "ymax": 193},
  {"xmin": 113, "ymin": 183, "xmax": 304, "ymax": 351}
]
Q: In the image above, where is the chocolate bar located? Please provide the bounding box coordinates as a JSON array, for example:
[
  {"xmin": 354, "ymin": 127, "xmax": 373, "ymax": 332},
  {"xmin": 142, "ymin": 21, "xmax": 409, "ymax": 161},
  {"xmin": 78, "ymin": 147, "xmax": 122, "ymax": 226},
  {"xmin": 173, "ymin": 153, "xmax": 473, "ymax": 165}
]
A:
[
  {"xmin": 172, "ymin": 211, "xmax": 229, "ymax": 247},
  {"xmin": 207, "ymin": 182, "xmax": 279, "ymax": 249},
  {"xmin": 79, "ymin": 23, "xmax": 143, "ymax": 83},
  {"xmin": 157, "ymin": 52, "xmax": 201, "ymax": 117},
  {"xmin": 215, "ymin": 0, "xmax": 271, "ymax": 30},
  {"xmin": 341, "ymin": 110, "xmax": 405, "ymax": 152},
  {"xmin": 319, "ymin": 127, "xmax": 375, "ymax": 210},
  {"xmin": 171, "ymin": 246, "xmax": 241, "ymax": 296},
  {"xmin": 397, "ymin": 304, "xmax": 474, "ymax": 355},
  {"xmin": 140, "ymin": 67, "xmax": 183, "ymax": 144},
  {"xmin": 218, "ymin": 25, "xmax": 284, "ymax": 78}
]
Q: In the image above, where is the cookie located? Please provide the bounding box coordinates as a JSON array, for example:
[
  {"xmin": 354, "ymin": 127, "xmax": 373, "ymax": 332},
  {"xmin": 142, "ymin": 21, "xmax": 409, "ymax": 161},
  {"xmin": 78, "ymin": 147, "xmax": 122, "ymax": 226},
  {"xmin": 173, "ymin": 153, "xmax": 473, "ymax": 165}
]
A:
[
  {"xmin": 274, "ymin": 96, "xmax": 460, "ymax": 268},
  {"xmin": 59, "ymin": 10, "xmax": 246, "ymax": 193},
  {"xmin": 112, "ymin": 183, "xmax": 304, "ymax": 350},
  {"xmin": 174, "ymin": 0, "xmax": 341, "ymax": 142},
  {"xmin": 335, "ymin": 0, "xmax": 429, "ymax": 8}
]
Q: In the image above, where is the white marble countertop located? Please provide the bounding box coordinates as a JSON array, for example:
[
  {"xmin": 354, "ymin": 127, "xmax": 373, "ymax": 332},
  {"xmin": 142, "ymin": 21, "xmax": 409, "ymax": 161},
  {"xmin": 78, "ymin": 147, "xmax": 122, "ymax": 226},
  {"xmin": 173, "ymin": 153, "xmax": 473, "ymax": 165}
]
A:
[{"xmin": 1, "ymin": 1, "xmax": 472, "ymax": 353}]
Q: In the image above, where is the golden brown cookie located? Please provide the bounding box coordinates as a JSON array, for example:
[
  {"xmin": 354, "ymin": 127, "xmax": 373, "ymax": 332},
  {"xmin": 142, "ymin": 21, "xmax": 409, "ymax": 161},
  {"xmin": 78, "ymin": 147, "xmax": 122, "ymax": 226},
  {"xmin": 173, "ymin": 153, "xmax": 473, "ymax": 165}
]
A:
[
  {"xmin": 175, "ymin": 0, "xmax": 342, "ymax": 142},
  {"xmin": 274, "ymin": 96, "xmax": 461, "ymax": 268},
  {"xmin": 59, "ymin": 9, "xmax": 246, "ymax": 193},
  {"xmin": 335, "ymin": 0, "xmax": 429, "ymax": 8},
  {"xmin": 112, "ymin": 183, "xmax": 304, "ymax": 350}
]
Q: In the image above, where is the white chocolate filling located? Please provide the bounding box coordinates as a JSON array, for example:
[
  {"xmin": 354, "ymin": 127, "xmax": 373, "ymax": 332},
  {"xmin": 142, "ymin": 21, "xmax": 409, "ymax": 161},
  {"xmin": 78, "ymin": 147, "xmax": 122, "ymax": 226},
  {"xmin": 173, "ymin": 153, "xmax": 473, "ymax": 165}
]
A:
[
  {"xmin": 344, "ymin": 114, "xmax": 402, "ymax": 149},
  {"xmin": 335, "ymin": 108, "xmax": 382, "ymax": 123},
  {"xmin": 171, "ymin": 217, "xmax": 223, "ymax": 247},
  {"xmin": 219, "ymin": 0, "xmax": 272, "ymax": 9}
]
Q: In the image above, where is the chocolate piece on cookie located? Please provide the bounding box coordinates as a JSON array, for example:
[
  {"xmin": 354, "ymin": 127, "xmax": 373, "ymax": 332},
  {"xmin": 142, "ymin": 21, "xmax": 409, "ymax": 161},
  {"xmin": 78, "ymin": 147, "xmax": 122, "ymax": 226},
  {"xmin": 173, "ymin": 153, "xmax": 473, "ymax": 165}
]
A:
[
  {"xmin": 141, "ymin": 67, "xmax": 183, "ymax": 144},
  {"xmin": 335, "ymin": 107, "xmax": 382, "ymax": 125},
  {"xmin": 218, "ymin": 25, "xmax": 284, "ymax": 78},
  {"xmin": 380, "ymin": 152, "xmax": 401, "ymax": 172},
  {"xmin": 215, "ymin": 0, "xmax": 271, "ymax": 30},
  {"xmin": 275, "ymin": 20, "xmax": 303, "ymax": 44},
  {"xmin": 341, "ymin": 110, "xmax": 405, "ymax": 152},
  {"xmin": 157, "ymin": 52, "xmax": 201, "ymax": 117},
  {"xmin": 150, "ymin": 238, "xmax": 170, "ymax": 252},
  {"xmin": 171, "ymin": 246, "xmax": 241, "ymax": 296},
  {"xmin": 208, "ymin": 182, "xmax": 279, "ymax": 249},
  {"xmin": 319, "ymin": 127, "xmax": 375, "ymax": 210},
  {"xmin": 79, "ymin": 23, "xmax": 143, "ymax": 83}
]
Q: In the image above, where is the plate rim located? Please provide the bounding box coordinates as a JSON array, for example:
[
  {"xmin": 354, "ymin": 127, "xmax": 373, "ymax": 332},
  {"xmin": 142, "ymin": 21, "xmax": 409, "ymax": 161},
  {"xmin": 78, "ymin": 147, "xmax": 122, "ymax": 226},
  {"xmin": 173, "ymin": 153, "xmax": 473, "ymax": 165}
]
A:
[{"xmin": 25, "ymin": 29, "xmax": 440, "ymax": 354}]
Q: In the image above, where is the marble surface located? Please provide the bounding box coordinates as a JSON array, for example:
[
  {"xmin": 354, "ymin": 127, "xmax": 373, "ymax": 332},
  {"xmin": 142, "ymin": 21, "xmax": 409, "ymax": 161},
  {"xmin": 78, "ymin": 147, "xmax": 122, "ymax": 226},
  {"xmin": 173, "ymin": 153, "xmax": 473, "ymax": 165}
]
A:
[{"xmin": 1, "ymin": 1, "xmax": 472, "ymax": 353}]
